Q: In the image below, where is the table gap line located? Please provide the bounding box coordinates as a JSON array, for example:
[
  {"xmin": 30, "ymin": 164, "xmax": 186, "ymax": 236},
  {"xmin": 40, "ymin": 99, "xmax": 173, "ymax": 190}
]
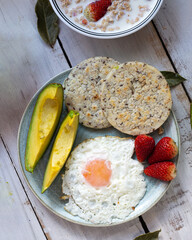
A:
[
  {"xmin": 0, "ymin": 134, "xmax": 49, "ymax": 240},
  {"xmin": 152, "ymin": 21, "xmax": 191, "ymax": 102},
  {"xmin": 57, "ymin": 37, "xmax": 72, "ymax": 68},
  {"xmin": 139, "ymin": 216, "xmax": 150, "ymax": 233}
]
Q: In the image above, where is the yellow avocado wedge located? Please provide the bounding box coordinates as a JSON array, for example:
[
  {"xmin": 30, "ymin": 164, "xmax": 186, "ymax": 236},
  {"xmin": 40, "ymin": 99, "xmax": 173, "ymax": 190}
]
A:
[
  {"xmin": 25, "ymin": 83, "xmax": 63, "ymax": 173},
  {"xmin": 42, "ymin": 110, "xmax": 79, "ymax": 193}
]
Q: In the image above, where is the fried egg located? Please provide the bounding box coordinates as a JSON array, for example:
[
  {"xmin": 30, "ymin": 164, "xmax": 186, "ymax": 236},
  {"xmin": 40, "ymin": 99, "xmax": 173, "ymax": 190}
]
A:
[{"xmin": 62, "ymin": 136, "xmax": 146, "ymax": 224}]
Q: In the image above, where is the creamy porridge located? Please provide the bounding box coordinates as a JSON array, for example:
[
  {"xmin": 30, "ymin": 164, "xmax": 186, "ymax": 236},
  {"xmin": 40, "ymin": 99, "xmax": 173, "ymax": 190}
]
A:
[{"xmin": 57, "ymin": 0, "xmax": 158, "ymax": 32}]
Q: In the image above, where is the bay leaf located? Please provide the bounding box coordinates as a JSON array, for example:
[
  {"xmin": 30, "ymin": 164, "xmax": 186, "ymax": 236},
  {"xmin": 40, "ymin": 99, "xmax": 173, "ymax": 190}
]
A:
[
  {"xmin": 161, "ymin": 71, "xmax": 186, "ymax": 87},
  {"xmin": 35, "ymin": 0, "xmax": 59, "ymax": 47},
  {"xmin": 134, "ymin": 230, "xmax": 161, "ymax": 240}
]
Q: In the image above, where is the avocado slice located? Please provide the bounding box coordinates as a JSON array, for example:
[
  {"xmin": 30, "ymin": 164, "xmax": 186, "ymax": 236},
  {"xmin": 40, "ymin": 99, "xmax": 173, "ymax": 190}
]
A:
[
  {"xmin": 42, "ymin": 110, "xmax": 79, "ymax": 193},
  {"xmin": 25, "ymin": 83, "xmax": 63, "ymax": 173}
]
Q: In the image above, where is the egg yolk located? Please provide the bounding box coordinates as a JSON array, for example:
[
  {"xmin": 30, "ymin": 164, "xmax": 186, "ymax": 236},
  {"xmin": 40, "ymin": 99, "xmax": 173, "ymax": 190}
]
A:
[{"xmin": 82, "ymin": 159, "xmax": 112, "ymax": 188}]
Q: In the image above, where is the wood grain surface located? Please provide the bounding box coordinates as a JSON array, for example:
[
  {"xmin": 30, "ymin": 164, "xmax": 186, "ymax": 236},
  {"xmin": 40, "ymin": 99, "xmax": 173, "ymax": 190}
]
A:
[
  {"xmin": 153, "ymin": 0, "xmax": 192, "ymax": 100},
  {"xmin": 0, "ymin": 0, "xmax": 192, "ymax": 239}
]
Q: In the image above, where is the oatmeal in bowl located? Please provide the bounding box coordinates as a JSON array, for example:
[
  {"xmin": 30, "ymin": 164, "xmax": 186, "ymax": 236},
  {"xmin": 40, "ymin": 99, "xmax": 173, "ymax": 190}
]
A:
[{"xmin": 50, "ymin": 0, "xmax": 163, "ymax": 38}]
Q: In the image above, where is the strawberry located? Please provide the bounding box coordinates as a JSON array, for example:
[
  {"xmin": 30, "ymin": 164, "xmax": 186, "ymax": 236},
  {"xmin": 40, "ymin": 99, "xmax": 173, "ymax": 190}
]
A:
[
  {"xmin": 148, "ymin": 137, "xmax": 178, "ymax": 164},
  {"xmin": 135, "ymin": 135, "xmax": 155, "ymax": 162},
  {"xmin": 144, "ymin": 161, "xmax": 176, "ymax": 181},
  {"xmin": 84, "ymin": 0, "xmax": 112, "ymax": 22}
]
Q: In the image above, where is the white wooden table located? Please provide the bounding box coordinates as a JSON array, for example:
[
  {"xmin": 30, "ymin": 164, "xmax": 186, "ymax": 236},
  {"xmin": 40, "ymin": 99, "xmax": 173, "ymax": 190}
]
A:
[{"xmin": 1, "ymin": 0, "xmax": 192, "ymax": 239}]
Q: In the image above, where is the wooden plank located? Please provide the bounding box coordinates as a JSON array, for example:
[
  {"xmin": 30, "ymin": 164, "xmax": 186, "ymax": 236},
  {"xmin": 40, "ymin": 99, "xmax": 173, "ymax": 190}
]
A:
[
  {"xmin": 58, "ymin": 22, "xmax": 192, "ymax": 238},
  {"xmin": 0, "ymin": 137, "xmax": 46, "ymax": 240},
  {"xmin": 57, "ymin": 22, "xmax": 174, "ymax": 68},
  {"xmin": 0, "ymin": 0, "xmax": 68, "ymax": 174},
  {"xmin": 153, "ymin": 0, "xmax": 192, "ymax": 99},
  {"xmin": 142, "ymin": 84, "xmax": 192, "ymax": 239},
  {"xmin": 0, "ymin": 1, "xmax": 144, "ymax": 239},
  {"xmin": 0, "ymin": 0, "xmax": 69, "ymax": 112},
  {"xmin": 23, "ymin": 205, "xmax": 144, "ymax": 240}
]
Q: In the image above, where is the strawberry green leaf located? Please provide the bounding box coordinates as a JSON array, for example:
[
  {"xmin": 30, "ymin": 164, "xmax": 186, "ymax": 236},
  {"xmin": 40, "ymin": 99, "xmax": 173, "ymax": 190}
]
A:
[
  {"xmin": 134, "ymin": 230, "xmax": 161, "ymax": 240},
  {"xmin": 161, "ymin": 71, "xmax": 186, "ymax": 87},
  {"xmin": 190, "ymin": 103, "xmax": 192, "ymax": 129},
  {"xmin": 35, "ymin": 0, "xmax": 59, "ymax": 47}
]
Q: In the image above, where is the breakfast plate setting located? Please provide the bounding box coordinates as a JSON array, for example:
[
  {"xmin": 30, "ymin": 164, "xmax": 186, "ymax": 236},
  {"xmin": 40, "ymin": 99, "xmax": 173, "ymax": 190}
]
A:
[
  {"xmin": 2, "ymin": 0, "xmax": 192, "ymax": 238},
  {"xmin": 18, "ymin": 57, "xmax": 180, "ymax": 227}
]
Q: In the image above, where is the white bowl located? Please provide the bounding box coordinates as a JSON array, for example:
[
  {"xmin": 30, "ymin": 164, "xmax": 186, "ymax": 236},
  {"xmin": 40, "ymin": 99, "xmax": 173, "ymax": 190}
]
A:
[{"xmin": 49, "ymin": 0, "xmax": 163, "ymax": 39}]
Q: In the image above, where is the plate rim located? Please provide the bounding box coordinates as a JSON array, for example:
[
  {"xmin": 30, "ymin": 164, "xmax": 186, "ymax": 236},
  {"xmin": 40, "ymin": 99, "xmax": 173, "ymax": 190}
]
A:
[{"xmin": 17, "ymin": 69, "xmax": 181, "ymax": 227}]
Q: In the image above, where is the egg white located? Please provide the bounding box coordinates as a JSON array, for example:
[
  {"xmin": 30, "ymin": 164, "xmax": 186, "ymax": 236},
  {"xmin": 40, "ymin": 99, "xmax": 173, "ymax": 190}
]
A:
[{"xmin": 62, "ymin": 136, "xmax": 146, "ymax": 224}]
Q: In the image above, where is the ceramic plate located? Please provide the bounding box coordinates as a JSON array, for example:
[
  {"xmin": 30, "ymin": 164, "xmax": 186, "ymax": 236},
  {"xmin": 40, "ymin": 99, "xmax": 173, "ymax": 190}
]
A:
[
  {"xmin": 49, "ymin": 0, "xmax": 163, "ymax": 39},
  {"xmin": 18, "ymin": 69, "xmax": 180, "ymax": 227}
]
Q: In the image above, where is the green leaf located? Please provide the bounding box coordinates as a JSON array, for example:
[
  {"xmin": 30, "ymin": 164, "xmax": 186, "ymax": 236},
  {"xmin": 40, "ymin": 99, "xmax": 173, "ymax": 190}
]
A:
[
  {"xmin": 35, "ymin": 0, "xmax": 59, "ymax": 47},
  {"xmin": 190, "ymin": 103, "xmax": 192, "ymax": 129},
  {"xmin": 134, "ymin": 230, "xmax": 161, "ymax": 240},
  {"xmin": 161, "ymin": 71, "xmax": 186, "ymax": 87}
]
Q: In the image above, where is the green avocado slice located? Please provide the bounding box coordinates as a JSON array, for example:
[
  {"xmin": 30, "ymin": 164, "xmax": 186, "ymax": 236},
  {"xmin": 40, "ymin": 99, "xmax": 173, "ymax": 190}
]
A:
[
  {"xmin": 25, "ymin": 83, "xmax": 63, "ymax": 173},
  {"xmin": 42, "ymin": 110, "xmax": 79, "ymax": 193}
]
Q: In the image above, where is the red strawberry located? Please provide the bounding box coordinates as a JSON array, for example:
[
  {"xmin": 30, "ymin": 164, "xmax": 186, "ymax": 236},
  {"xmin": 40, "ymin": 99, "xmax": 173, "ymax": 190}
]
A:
[
  {"xmin": 135, "ymin": 135, "xmax": 155, "ymax": 162},
  {"xmin": 84, "ymin": 0, "xmax": 112, "ymax": 22},
  {"xmin": 144, "ymin": 161, "xmax": 176, "ymax": 181},
  {"xmin": 148, "ymin": 137, "xmax": 178, "ymax": 164}
]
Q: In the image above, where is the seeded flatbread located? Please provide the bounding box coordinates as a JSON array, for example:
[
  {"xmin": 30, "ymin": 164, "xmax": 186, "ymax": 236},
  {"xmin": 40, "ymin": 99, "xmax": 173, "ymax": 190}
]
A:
[
  {"xmin": 64, "ymin": 57, "xmax": 119, "ymax": 129},
  {"xmin": 100, "ymin": 62, "xmax": 172, "ymax": 135}
]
